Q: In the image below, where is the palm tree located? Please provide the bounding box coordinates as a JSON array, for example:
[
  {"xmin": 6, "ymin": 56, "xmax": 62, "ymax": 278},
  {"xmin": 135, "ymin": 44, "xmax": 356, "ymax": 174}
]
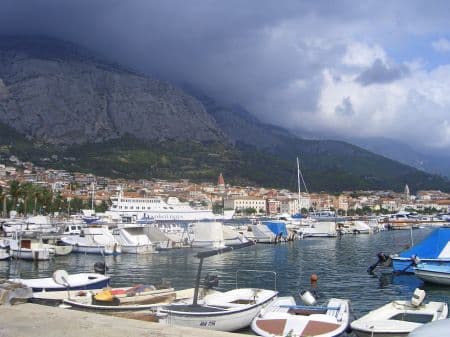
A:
[{"xmin": 9, "ymin": 180, "xmax": 21, "ymax": 211}]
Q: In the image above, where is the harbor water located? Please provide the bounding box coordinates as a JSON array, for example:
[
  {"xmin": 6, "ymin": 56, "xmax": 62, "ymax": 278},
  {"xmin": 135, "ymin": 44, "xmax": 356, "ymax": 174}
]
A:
[{"xmin": 1, "ymin": 228, "xmax": 449, "ymax": 331}]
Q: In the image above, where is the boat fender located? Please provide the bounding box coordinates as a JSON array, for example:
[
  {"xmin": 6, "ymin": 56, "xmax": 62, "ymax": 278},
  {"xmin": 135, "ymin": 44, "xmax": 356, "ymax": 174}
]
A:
[
  {"xmin": 94, "ymin": 289, "xmax": 114, "ymax": 302},
  {"xmin": 300, "ymin": 290, "xmax": 317, "ymax": 306}
]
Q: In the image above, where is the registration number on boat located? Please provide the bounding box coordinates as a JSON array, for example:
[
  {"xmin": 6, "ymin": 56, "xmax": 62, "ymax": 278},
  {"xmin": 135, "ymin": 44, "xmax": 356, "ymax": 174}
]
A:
[{"xmin": 199, "ymin": 320, "xmax": 216, "ymax": 327}]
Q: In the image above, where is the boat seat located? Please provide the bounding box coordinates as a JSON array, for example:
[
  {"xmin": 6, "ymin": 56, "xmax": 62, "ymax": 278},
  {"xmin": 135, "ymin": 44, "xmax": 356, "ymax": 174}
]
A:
[{"xmin": 288, "ymin": 308, "xmax": 327, "ymax": 315}]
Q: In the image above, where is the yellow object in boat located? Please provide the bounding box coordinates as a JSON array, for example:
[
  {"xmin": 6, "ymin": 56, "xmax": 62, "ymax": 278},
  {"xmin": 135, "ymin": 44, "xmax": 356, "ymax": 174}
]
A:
[{"xmin": 94, "ymin": 289, "xmax": 114, "ymax": 302}]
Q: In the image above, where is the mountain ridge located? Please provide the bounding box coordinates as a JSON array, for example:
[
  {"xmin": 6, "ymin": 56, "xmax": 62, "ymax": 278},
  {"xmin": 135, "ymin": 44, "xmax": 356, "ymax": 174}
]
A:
[{"xmin": 0, "ymin": 36, "xmax": 449, "ymax": 192}]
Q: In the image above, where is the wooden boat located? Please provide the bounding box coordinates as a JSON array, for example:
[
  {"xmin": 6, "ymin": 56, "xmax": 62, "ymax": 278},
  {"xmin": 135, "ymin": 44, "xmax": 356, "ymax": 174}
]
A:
[
  {"xmin": 158, "ymin": 287, "xmax": 278, "ymax": 331},
  {"xmin": 350, "ymin": 289, "xmax": 448, "ymax": 337},
  {"xmin": 33, "ymin": 286, "xmax": 218, "ymax": 313},
  {"xmin": 11, "ymin": 270, "xmax": 110, "ymax": 292},
  {"xmin": 414, "ymin": 263, "xmax": 450, "ymax": 286},
  {"xmin": 251, "ymin": 296, "xmax": 350, "ymax": 337}
]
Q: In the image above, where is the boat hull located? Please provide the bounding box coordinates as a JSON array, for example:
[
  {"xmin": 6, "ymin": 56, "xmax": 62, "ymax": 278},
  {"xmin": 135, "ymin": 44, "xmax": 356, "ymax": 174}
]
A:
[
  {"xmin": 121, "ymin": 244, "xmax": 154, "ymax": 254},
  {"xmin": 12, "ymin": 273, "xmax": 110, "ymax": 292},
  {"xmin": 10, "ymin": 248, "xmax": 51, "ymax": 261},
  {"xmin": 159, "ymin": 288, "xmax": 278, "ymax": 331},
  {"xmin": 414, "ymin": 264, "xmax": 450, "ymax": 285}
]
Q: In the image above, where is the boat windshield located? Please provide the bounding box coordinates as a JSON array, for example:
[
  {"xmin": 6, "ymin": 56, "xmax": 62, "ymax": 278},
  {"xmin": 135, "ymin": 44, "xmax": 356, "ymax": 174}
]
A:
[{"xmin": 389, "ymin": 313, "xmax": 434, "ymax": 324}]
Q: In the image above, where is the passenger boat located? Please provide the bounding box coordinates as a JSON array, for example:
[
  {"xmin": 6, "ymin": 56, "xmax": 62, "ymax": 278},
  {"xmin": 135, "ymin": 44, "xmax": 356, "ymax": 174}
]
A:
[
  {"xmin": 350, "ymin": 289, "xmax": 448, "ymax": 337},
  {"xmin": 414, "ymin": 263, "xmax": 450, "ymax": 286},
  {"xmin": 158, "ymin": 287, "xmax": 278, "ymax": 331},
  {"xmin": 11, "ymin": 270, "xmax": 110, "ymax": 292},
  {"xmin": 390, "ymin": 227, "xmax": 450, "ymax": 273},
  {"xmin": 251, "ymin": 297, "xmax": 350, "ymax": 337}
]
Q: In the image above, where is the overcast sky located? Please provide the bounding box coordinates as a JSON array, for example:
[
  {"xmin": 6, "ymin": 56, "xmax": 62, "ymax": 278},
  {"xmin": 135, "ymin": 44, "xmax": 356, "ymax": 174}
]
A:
[{"xmin": 2, "ymin": 1, "xmax": 450, "ymax": 153}]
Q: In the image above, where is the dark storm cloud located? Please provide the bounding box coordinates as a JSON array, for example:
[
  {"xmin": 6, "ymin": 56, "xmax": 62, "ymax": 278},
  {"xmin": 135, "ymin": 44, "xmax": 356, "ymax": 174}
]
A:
[
  {"xmin": 2, "ymin": 1, "xmax": 450, "ymax": 150},
  {"xmin": 356, "ymin": 59, "xmax": 410, "ymax": 86}
]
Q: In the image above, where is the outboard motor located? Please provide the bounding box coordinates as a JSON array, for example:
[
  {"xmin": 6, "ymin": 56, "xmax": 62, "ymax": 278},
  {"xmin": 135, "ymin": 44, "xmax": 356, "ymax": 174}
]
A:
[
  {"xmin": 94, "ymin": 262, "xmax": 109, "ymax": 275},
  {"xmin": 367, "ymin": 252, "xmax": 390, "ymax": 274},
  {"xmin": 411, "ymin": 288, "xmax": 426, "ymax": 307},
  {"xmin": 203, "ymin": 274, "xmax": 219, "ymax": 288},
  {"xmin": 300, "ymin": 290, "xmax": 317, "ymax": 306}
]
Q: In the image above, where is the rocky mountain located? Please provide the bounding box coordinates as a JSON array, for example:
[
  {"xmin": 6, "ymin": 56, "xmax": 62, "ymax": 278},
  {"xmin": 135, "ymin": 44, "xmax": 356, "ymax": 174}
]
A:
[
  {"xmin": 0, "ymin": 36, "xmax": 449, "ymax": 192},
  {"xmin": 0, "ymin": 37, "xmax": 225, "ymax": 145}
]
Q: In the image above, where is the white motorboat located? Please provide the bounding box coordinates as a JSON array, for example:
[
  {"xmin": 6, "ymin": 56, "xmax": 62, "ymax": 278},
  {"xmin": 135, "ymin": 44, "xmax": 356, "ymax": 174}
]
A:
[
  {"xmin": 11, "ymin": 270, "xmax": 110, "ymax": 292},
  {"xmin": 414, "ymin": 263, "xmax": 450, "ymax": 286},
  {"xmin": 191, "ymin": 221, "xmax": 226, "ymax": 249},
  {"xmin": 408, "ymin": 318, "xmax": 450, "ymax": 337},
  {"xmin": 350, "ymin": 289, "xmax": 448, "ymax": 337},
  {"xmin": 61, "ymin": 226, "xmax": 121, "ymax": 255},
  {"xmin": 6, "ymin": 232, "xmax": 54, "ymax": 261},
  {"xmin": 112, "ymin": 224, "xmax": 155, "ymax": 254},
  {"xmin": 158, "ymin": 287, "xmax": 278, "ymax": 331},
  {"xmin": 251, "ymin": 296, "xmax": 350, "ymax": 337}
]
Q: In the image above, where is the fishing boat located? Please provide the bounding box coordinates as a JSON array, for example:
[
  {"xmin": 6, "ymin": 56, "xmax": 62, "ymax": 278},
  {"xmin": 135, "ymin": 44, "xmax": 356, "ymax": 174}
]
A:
[
  {"xmin": 390, "ymin": 227, "xmax": 450, "ymax": 273},
  {"xmin": 6, "ymin": 232, "xmax": 54, "ymax": 261},
  {"xmin": 11, "ymin": 269, "xmax": 110, "ymax": 292},
  {"xmin": 251, "ymin": 297, "xmax": 350, "ymax": 337},
  {"xmin": 158, "ymin": 243, "xmax": 277, "ymax": 332},
  {"xmin": 158, "ymin": 287, "xmax": 278, "ymax": 331},
  {"xmin": 414, "ymin": 263, "xmax": 450, "ymax": 286},
  {"xmin": 350, "ymin": 289, "xmax": 448, "ymax": 337}
]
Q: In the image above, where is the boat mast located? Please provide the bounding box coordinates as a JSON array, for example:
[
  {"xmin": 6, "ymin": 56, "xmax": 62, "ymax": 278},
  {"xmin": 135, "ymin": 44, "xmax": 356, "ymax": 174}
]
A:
[
  {"xmin": 297, "ymin": 157, "xmax": 301, "ymax": 214},
  {"xmin": 91, "ymin": 181, "xmax": 95, "ymax": 212}
]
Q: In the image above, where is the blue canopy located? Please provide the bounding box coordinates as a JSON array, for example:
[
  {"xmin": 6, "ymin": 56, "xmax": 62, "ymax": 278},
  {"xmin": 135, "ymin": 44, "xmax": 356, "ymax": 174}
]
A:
[
  {"xmin": 399, "ymin": 228, "xmax": 450, "ymax": 259},
  {"xmin": 262, "ymin": 221, "xmax": 288, "ymax": 237}
]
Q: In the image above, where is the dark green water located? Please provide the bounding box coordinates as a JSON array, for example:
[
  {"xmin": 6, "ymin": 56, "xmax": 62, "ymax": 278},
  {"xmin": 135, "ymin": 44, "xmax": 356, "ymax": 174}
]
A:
[{"xmin": 1, "ymin": 228, "xmax": 449, "ymax": 322}]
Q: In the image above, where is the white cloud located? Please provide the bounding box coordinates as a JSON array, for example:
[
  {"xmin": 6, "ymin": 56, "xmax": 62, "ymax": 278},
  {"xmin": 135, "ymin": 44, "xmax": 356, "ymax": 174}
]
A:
[
  {"xmin": 342, "ymin": 42, "xmax": 387, "ymax": 67},
  {"xmin": 432, "ymin": 38, "xmax": 450, "ymax": 52}
]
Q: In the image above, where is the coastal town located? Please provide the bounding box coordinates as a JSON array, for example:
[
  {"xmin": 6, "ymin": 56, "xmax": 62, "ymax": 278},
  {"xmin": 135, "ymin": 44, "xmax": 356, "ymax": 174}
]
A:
[{"xmin": 1, "ymin": 155, "xmax": 450, "ymax": 218}]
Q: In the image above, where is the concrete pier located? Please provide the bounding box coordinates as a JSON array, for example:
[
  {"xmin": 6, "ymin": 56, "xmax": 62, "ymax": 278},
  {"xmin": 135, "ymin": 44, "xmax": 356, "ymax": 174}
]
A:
[{"xmin": 0, "ymin": 303, "xmax": 249, "ymax": 337}]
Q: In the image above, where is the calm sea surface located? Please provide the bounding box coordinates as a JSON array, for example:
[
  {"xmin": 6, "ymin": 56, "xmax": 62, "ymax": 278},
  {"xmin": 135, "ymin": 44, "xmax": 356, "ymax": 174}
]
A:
[{"xmin": 1, "ymin": 228, "xmax": 449, "ymax": 334}]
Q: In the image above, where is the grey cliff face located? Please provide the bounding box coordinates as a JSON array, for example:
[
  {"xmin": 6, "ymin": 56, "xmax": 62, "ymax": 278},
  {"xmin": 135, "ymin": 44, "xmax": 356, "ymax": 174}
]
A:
[{"xmin": 0, "ymin": 45, "xmax": 225, "ymax": 145}]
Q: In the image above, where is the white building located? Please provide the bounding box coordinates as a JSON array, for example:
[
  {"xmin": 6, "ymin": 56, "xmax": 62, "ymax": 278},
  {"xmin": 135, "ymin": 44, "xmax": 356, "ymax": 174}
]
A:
[{"xmin": 224, "ymin": 197, "xmax": 266, "ymax": 215}]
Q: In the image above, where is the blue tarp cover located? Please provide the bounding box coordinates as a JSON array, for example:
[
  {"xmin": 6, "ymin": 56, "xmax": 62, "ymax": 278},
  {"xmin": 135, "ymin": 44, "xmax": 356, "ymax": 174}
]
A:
[
  {"xmin": 262, "ymin": 221, "xmax": 288, "ymax": 237},
  {"xmin": 399, "ymin": 228, "xmax": 450, "ymax": 259}
]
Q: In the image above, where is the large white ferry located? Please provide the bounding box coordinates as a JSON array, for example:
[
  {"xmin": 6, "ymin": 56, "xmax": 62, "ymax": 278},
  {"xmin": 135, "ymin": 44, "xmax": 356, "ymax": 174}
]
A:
[{"xmin": 108, "ymin": 189, "xmax": 234, "ymax": 221}]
